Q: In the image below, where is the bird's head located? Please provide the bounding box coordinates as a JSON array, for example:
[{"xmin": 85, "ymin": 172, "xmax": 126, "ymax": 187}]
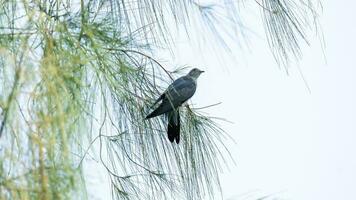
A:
[{"xmin": 187, "ymin": 68, "xmax": 204, "ymax": 79}]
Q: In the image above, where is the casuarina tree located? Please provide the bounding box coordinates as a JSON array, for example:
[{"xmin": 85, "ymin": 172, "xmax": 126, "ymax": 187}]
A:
[{"xmin": 0, "ymin": 0, "xmax": 321, "ymax": 199}]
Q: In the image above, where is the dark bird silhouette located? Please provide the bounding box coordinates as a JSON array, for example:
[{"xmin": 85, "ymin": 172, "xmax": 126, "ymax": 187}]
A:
[{"xmin": 146, "ymin": 68, "xmax": 204, "ymax": 143}]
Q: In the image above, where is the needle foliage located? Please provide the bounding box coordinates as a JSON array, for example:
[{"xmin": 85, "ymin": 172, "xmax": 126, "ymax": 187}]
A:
[{"xmin": 0, "ymin": 0, "xmax": 321, "ymax": 199}]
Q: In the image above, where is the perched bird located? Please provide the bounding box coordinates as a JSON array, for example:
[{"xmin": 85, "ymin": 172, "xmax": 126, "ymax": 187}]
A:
[{"xmin": 145, "ymin": 68, "xmax": 204, "ymax": 143}]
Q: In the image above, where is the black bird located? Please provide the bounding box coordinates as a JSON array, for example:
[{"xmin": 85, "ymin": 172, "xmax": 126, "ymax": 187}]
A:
[{"xmin": 145, "ymin": 68, "xmax": 204, "ymax": 143}]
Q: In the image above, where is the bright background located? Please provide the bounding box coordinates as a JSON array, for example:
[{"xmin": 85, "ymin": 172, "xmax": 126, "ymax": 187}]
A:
[
  {"xmin": 87, "ymin": 1, "xmax": 356, "ymax": 199},
  {"xmin": 159, "ymin": 1, "xmax": 356, "ymax": 200}
]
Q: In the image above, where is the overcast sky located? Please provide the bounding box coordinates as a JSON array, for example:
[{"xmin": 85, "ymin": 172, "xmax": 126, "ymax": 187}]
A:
[
  {"xmin": 158, "ymin": 1, "xmax": 356, "ymax": 200},
  {"xmin": 86, "ymin": 1, "xmax": 356, "ymax": 199}
]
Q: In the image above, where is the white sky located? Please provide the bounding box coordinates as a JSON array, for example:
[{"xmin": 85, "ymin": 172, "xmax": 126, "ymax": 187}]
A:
[
  {"xmin": 156, "ymin": 1, "xmax": 356, "ymax": 200},
  {"xmin": 86, "ymin": 1, "xmax": 356, "ymax": 199}
]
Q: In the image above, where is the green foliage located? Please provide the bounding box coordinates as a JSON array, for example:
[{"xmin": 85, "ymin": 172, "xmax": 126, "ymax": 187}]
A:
[{"xmin": 0, "ymin": 0, "xmax": 321, "ymax": 200}]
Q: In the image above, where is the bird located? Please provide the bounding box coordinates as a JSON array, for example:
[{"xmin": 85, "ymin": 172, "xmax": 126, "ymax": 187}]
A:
[{"xmin": 145, "ymin": 68, "xmax": 204, "ymax": 144}]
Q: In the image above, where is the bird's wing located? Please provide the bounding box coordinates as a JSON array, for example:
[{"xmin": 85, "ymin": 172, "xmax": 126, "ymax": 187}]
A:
[
  {"xmin": 146, "ymin": 76, "xmax": 196, "ymax": 118},
  {"xmin": 148, "ymin": 76, "xmax": 189, "ymax": 108},
  {"xmin": 165, "ymin": 76, "xmax": 197, "ymax": 106}
]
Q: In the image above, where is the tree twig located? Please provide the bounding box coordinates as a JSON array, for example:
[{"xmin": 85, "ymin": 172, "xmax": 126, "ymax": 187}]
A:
[{"xmin": 105, "ymin": 48, "xmax": 174, "ymax": 81}]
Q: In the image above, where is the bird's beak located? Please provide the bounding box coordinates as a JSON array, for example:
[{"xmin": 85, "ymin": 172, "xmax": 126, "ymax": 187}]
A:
[{"xmin": 200, "ymin": 70, "xmax": 205, "ymax": 73}]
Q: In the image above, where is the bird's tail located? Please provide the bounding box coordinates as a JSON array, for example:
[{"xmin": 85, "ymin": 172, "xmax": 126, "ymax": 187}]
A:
[{"xmin": 167, "ymin": 111, "xmax": 180, "ymax": 144}]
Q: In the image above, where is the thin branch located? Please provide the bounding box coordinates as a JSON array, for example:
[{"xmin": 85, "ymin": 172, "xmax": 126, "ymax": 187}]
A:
[
  {"xmin": 77, "ymin": 132, "xmax": 127, "ymax": 168},
  {"xmin": 191, "ymin": 102, "xmax": 222, "ymax": 110},
  {"xmin": 254, "ymin": 0, "xmax": 276, "ymax": 13},
  {"xmin": 105, "ymin": 48, "xmax": 174, "ymax": 80}
]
